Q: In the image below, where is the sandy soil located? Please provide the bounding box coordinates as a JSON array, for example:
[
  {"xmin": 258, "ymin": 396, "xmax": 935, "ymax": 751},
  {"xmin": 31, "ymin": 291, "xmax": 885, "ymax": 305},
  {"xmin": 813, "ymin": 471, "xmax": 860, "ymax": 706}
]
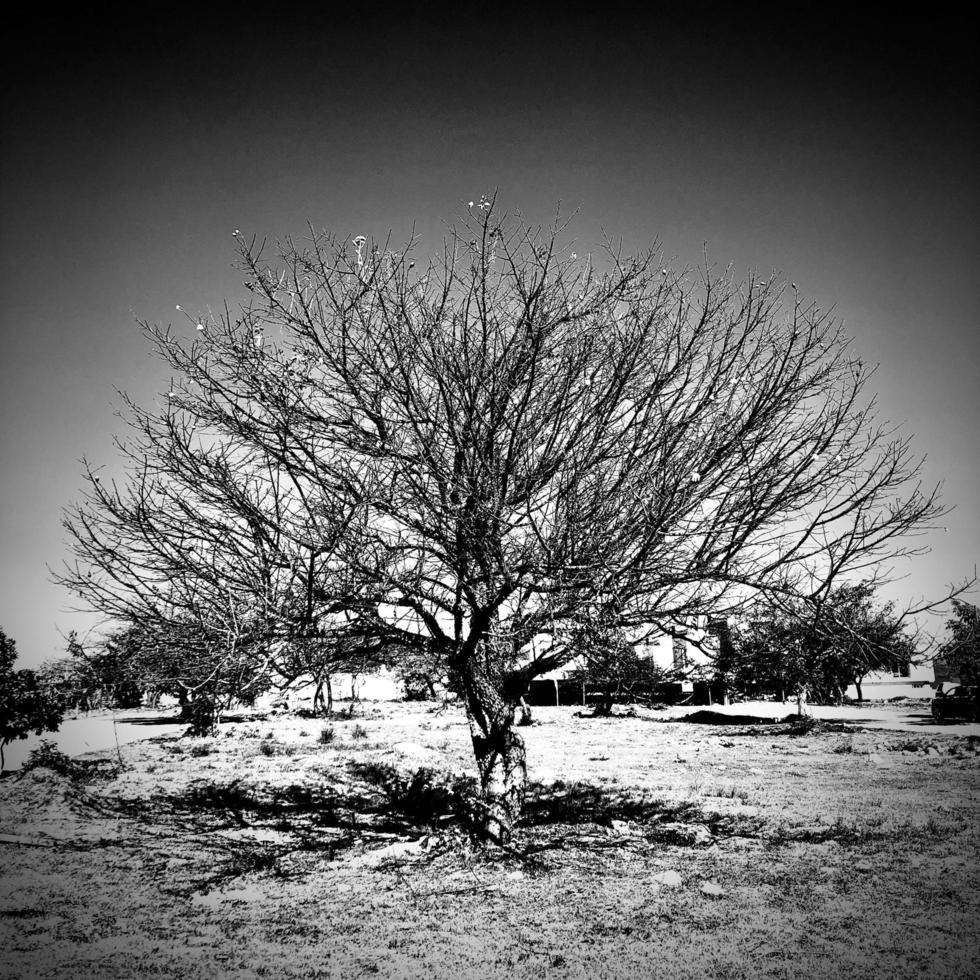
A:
[
  {"xmin": 4, "ymin": 695, "xmax": 971, "ymax": 774},
  {"xmin": 1, "ymin": 700, "xmax": 978, "ymax": 979}
]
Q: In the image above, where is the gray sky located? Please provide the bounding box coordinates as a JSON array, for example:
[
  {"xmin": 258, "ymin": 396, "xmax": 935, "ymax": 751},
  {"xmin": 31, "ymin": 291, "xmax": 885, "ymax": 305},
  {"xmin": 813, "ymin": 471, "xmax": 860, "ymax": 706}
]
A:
[{"xmin": 1, "ymin": 11, "xmax": 977, "ymax": 668}]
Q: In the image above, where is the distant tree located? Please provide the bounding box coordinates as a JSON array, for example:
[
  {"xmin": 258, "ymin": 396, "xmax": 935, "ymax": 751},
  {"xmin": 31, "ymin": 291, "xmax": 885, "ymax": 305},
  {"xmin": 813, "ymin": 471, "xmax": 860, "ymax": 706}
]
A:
[
  {"xmin": 41, "ymin": 629, "xmax": 159, "ymax": 713},
  {"xmin": 938, "ymin": 600, "xmax": 980, "ymax": 686},
  {"xmin": 272, "ymin": 631, "xmax": 392, "ymax": 715},
  {"xmin": 397, "ymin": 646, "xmax": 444, "ymax": 702},
  {"xmin": 568, "ymin": 623, "xmax": 668, "ymax": 716},
  {"xmin": 0, "ymin": 628, "xmax": 64, "ymax": 769},
  {"xmin": 731, "ymin": 582, "xmax": 918, "ymax": 711},
  {"xmin": 108, "ymin": 620, "xmax": 276, "ymax": 733},
  {"xmin": 57, "ymin": 202, "xmax": 957, "ymax": 841},
  {"xmin": 37, "ymin": 645, "xmax": 90, "ymax": 713},
  {"xmin": 705, "ymin": 618, "xmax": 738, "ymax": 704}
]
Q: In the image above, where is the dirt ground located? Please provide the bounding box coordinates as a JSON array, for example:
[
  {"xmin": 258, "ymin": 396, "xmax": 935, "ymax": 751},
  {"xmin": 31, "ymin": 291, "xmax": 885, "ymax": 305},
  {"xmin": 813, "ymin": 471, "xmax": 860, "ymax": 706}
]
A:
[{"xmin": 1, "ymin": 700, "xmax": 978, "ymax": 979}]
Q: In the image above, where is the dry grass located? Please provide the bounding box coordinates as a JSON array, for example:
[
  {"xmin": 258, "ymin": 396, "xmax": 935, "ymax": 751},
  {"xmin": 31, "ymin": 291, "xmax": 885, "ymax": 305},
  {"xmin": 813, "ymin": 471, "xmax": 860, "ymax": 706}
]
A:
[{"xmin": 1, "ymin": 701, "xmax": 978, "ymax": 979}]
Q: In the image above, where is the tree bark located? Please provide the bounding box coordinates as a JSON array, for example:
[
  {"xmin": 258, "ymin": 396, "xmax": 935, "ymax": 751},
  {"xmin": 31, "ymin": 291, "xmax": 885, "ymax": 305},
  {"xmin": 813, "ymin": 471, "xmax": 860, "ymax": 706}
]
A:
[
  {"xmin": 471, "ymin": 721, "xmax": 527, "ymax": 845},
  {"xmin": 795, "ymin": 683, "xmax": 811, "ymax": 717},
  {"xmin": 516, "ymin": 697, "xmax": 533, "ymax": 726},
  {"xmin": 458, "ymin": 657, "xmax": 528, "ymax": 844},
  {"xmin": 312, "ymin": 673, "xmax": 333, "ymax": 716}
]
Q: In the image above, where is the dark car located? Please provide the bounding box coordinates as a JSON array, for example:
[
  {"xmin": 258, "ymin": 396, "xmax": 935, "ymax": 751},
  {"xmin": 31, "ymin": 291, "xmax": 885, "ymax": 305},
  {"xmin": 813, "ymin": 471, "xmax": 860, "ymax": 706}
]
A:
[{"xmin": 931, "ymin": 685, "xmax": 979, "ymax": 723}]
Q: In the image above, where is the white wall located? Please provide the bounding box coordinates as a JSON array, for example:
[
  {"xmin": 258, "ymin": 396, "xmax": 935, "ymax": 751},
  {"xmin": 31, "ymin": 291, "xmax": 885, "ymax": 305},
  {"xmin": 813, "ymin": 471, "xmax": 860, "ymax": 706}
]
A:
[{"xmin": 845, "ymin": 663, "xmax": 935, "ymax": 700}]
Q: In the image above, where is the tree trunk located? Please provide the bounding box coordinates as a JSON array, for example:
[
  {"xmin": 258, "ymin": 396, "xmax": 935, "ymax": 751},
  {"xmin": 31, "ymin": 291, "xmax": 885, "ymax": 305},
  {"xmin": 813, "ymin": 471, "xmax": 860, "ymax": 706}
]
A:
[
  {"xmin": 592, "ymin": 688, "xmax": 615, "ymax": 717},
  {"xmin": 347, "ymin": 674, "xmax": 359, "ymax": 717},
  {"xmin": 471, "ymin": 722, "xmax": 527, "ymax": 845},
  {"xmin": 458, "ymin": 658, "xmax": 528, "ymax": 845},
  {"xmin": 312, "ymin": 673, "xmax": 333, "ymax": 716},
  {"xmin": 855, "ymin": 678, "xmax": 863, "ymax": 703},
  {"xmin": 795, "ymin": 683, "xmax": 811, "ymax": 717},
  {"xmin": 516, "ymin": 697, "xmax": 533, "ymax": 726}
]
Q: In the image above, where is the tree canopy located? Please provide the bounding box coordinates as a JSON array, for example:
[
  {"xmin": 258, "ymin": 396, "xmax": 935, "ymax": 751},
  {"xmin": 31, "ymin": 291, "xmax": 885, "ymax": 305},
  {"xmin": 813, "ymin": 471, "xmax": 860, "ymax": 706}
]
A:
[
  {"xmin": 728, "ymin": 581, "xmax": 917, "ymax": 708},
  {"xmin": 57, "ymin": 202, "xmax": 952, "ymax": 839},
  {"xmin": 938, "ymin": 599, "xmax": 979, "ymax": 685},
  {"xmin": 0, "ymin": 628, "xmax": 64, "ymax": 769}
]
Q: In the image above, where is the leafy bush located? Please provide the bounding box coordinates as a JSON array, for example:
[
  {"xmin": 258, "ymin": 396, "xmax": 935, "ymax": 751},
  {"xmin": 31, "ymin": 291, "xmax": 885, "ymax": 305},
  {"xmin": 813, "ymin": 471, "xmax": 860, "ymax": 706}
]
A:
[
  {"xmin": 24, "ymin": 739, "xmax": 77, "ymax": 776},
  {"xmin": 786, "ymin": 714, "xmax": 818, "ymax": 735},
  {"xmin": 568, "ymin": 626, "xmax": 668, "ymax": 716},
  {"xmin": 1, "ymin": 628, "xmax": 64, "ymax": 769},
  {"xmin": 357, "ymin": 763, "xmax": 476, "ymax": 830},
  {"xmin": 402, "ymin": 671, "xmax": 436, "ymax": 701}
]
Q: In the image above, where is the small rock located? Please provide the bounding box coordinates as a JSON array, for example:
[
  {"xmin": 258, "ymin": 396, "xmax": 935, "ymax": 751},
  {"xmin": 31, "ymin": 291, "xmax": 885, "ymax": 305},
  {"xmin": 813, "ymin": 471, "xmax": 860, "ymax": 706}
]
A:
[
  {"xmin": 651, "ymin": 870, "xmax": 683, "ymax": 889},
  {"xmin": 608, "ymin": 819, "xmax": 631, "ymax": 835},
  {"xmin": 700, "ymin": 880, "xmax": 725, "ymax": 897},
  {"xmin": 392, "ymin": 741, "xmax": 440, "ymax": 763},
  {"xmin": 350, "ymin": 839, "xmax": 426, "ymax": 868}
]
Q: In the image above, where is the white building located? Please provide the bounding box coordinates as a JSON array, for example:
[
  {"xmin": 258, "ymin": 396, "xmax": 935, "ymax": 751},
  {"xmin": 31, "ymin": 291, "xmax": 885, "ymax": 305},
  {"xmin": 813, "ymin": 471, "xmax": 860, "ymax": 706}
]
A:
[{"xmin": 844, "ymin": 661, "xmax": 935, "ymax": 701}]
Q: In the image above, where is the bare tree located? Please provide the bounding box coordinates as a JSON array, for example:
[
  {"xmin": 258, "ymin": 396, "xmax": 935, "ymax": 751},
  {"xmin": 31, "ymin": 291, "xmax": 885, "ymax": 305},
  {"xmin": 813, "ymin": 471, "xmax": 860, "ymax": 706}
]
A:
[
  {"xmin": 567, "ymin": 622, "xmax": 669, "ymax": 716},
  {"xmin": 729, "ymin": 582, "xmax": 919, "ymax": 710},
  {"xmin": 59, "ymin": 200, "xmax": 954, "ymax": 840}
]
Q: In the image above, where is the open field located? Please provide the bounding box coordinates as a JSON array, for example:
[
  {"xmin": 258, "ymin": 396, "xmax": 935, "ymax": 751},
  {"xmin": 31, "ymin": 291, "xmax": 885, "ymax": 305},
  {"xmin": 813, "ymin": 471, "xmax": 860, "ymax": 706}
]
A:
[{"xmin": 2, "ymin": 701, "xmax": 978, "ymax": 979}]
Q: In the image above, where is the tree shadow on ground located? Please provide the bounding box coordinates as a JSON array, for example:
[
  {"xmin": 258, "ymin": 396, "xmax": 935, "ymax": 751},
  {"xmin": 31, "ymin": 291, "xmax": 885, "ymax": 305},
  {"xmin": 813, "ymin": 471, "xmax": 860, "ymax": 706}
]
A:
[
  {"xmin": 108, "ymin": 760, "xmax": 474, "ymax": 843},
  {"xmin": 92, "ymin": 762, "xmax": 474, "ymax": 892},
  {"xmin": 522, "ymin": 780, "xmax": 697, "ymax": 827},
  {"xmin": 680, "ymin": 709, "xmax": 798, "ymax": 726},
  {"xmin": 673, "ymin": 714, "xmax": 862, "ymax": 737},
  {"xmin": 109, "ymin": 761, "xmax": 767, "ymax": 844},
  {"xmin": 105, "ymin": 715, "xmax": 187, "ymax": 726},
  {"xmin": 91, "ymin": 763, "xmax": 771, "ymax": 889},
  {"xmin": 121, "ymin": 712, "xmax": 269, "ymax": 726}
]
